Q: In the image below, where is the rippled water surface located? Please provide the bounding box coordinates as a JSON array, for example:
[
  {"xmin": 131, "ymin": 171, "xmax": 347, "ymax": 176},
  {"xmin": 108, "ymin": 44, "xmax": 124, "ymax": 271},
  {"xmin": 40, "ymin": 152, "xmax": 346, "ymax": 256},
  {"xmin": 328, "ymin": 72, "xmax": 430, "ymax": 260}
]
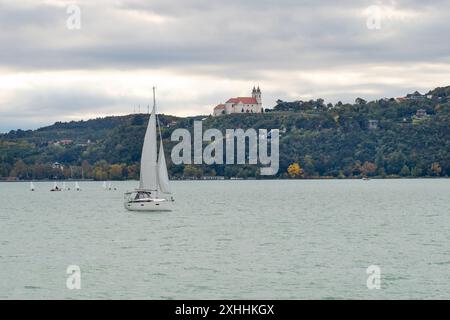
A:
[{"xmin": 1, "ymin": 179, "xmax": 449, "ymax": 299}]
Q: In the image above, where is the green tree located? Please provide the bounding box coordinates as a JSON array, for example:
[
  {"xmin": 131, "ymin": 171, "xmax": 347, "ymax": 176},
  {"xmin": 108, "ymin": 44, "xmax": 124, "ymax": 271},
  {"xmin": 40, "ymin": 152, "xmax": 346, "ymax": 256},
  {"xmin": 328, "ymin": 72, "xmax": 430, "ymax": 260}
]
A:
[
  {"xmin": 400, "ymin": 165, "xmax": 410, "ymax": 177},
  {"xmin": 183, "ymin": 165, "xmax": 203, "ymax": 178},
  {"xmin": 10, "ymin": 160, "xmax": 29, "ymax": 179},
  {"xmin": 411, "ymin": 166, "xmax": 422, "ymax": 177},
  {"xmin": 302, "ymin": 155, "xmax": 315, "ymax": 177}
]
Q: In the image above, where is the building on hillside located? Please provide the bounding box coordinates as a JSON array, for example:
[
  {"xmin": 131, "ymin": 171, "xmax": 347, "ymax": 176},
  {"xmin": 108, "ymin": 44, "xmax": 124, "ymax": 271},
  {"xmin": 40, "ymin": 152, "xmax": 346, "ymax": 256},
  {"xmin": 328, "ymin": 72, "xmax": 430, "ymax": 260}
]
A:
[
  {"xmin": 213, "ymin": 86, "xmax": 263, "ymax": 116},
  {"xmin": 52, "ymin": 162, "xmax": 64, "ymax": 170},
  {"xmin": 405, "ymin": 91, "xmax": 426, "ymax": 101},
  {"xmin": 413, "ymin": 109, "xmax": 429, "ymax": 119},
  {"xmin": 54, "ymin": 139, "xmax": 73, "ymax": 146},
  {"xmin": 368, "ymin": 119, "xmax": 379, "ymax": 130},
  {"xmin": 412, "ymin": 109, "xmax": 430, "ymax": 123}
]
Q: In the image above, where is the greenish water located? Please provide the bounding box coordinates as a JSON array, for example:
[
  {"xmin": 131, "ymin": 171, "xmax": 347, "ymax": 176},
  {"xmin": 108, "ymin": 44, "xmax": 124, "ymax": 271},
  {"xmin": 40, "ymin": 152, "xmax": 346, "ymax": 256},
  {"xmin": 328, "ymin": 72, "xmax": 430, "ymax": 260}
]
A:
[{"xmin": 0, "ymin": 179, "xmax": 449, "ymax": 299}]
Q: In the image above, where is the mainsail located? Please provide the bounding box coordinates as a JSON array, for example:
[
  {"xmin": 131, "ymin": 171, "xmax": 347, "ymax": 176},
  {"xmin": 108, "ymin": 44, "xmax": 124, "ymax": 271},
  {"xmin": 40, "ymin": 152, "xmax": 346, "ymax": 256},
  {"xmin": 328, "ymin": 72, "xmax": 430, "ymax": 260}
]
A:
[
  {"xmin": 157, "ymin": 139, "xmax": 171, "ymax": 194},
  {"xmin": 139, "ymin": 106, "xmax": 158, "ymax": 190}
]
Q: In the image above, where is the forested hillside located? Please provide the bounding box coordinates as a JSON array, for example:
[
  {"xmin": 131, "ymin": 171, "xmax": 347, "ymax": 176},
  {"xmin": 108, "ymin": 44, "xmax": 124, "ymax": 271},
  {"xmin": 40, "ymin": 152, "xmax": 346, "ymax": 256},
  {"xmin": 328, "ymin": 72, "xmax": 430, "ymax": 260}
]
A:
[{"xmin": 1, "ymin": 87, "xmax": 449, "ymax": 180}]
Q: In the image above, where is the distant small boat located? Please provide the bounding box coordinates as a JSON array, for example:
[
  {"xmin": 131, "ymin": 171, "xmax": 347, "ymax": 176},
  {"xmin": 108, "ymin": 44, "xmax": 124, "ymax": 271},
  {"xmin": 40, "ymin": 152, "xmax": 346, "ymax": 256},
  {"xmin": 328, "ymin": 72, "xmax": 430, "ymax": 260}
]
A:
[
  {"xmin": 108, "ymin": 182, "xmax": 112, "ymax": 190},
  {"xmin": 75, "ymin": 182, "xmax": 81, "ymax": 191},
  {"xmin": 30, "ymin": 182, "xmax": 35, "ymax": 191},
  {"xmin": 50, "ymin": 182, "xmax": 61, "ymax": 192}
]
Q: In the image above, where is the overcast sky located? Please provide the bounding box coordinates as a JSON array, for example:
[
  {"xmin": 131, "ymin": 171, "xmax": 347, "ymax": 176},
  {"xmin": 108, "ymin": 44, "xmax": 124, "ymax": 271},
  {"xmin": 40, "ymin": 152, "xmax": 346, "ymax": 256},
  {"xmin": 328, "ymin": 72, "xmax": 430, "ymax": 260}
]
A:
[{"xmin": 0, "ymin": 0, "xmax": 449, "ymax": 132}]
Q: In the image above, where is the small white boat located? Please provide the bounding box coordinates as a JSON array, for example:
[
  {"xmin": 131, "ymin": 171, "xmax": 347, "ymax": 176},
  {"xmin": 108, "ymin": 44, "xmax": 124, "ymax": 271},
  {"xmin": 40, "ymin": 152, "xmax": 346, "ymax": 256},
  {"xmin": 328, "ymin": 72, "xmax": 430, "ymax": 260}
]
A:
[
  {"xmin": 75, "ymin": 182, "xmax": 81, "ymax": 191},
  {"xmin": 124, "ymin": 87, "xmax": 174, "ymax": 212},
  {"xmin": 108, "ymin": 182, "xmax": 112, "ymax": 190},
  {"xmin": 30, "ymin": 182, "xmax": 35, "ymax": 191}
]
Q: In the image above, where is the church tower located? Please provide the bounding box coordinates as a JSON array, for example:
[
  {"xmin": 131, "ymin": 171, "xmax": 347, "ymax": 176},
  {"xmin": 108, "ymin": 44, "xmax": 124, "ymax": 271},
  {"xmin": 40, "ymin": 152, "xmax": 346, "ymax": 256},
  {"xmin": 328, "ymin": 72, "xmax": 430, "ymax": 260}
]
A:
[{"xmin": 252, "ymin": 86, "xmax": 262, "ymax": 104}]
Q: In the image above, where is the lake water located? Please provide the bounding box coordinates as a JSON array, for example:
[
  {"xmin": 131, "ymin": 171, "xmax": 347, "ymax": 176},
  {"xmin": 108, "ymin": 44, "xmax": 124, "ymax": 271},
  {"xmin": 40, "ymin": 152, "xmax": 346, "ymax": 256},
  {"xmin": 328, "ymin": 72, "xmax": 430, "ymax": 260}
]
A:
[{"xmin": 0, "ymin": 179, "xmax": 449, "ymax": 299}]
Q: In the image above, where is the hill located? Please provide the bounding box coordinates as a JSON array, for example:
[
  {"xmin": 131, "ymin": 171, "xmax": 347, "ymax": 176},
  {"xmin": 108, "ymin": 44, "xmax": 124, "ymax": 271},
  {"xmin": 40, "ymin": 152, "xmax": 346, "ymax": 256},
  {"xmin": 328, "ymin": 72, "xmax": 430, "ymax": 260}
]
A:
[{"xmin": 1, "ymin": 87, "xmax": 449, "ymax": 180}]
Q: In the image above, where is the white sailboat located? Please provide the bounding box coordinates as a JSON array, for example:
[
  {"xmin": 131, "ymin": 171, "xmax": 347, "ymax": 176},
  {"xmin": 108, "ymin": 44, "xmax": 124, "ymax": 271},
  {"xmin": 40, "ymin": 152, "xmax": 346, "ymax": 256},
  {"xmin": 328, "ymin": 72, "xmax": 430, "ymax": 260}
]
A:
[
  {"xmin": 30, "ymin": 182, "xmax": 35, "ymax": 191},
  {"xmin": 75, "ymin": 182, "xmax": 81, "ymax": 191},
  {"xmin": 50, "ymin": 181, "xmax": 61, "ymax": 192},
  {"xmin": 124, "ymin": 87, "xmax": 174, "ymax": 212}
]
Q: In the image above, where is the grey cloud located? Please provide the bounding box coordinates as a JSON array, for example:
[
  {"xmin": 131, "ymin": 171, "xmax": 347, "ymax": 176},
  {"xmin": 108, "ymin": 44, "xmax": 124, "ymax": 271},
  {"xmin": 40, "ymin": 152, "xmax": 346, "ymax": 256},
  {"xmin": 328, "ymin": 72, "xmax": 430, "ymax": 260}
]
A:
[
  {"xmin": 1, "ymin": 0, "xmax": 450, "ymax": 132},
  {"xmin": 1, "ymin": 0, "xmax": 449, "ymax": 72}
]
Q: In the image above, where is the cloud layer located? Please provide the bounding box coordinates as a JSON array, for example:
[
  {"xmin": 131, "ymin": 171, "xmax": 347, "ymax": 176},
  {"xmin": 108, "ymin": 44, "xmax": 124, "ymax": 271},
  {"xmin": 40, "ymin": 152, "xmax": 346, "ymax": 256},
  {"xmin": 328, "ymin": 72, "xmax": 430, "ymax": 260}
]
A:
[{"xmin": 1, "ymin": 0, "xmax": 450, "ymax": 132}]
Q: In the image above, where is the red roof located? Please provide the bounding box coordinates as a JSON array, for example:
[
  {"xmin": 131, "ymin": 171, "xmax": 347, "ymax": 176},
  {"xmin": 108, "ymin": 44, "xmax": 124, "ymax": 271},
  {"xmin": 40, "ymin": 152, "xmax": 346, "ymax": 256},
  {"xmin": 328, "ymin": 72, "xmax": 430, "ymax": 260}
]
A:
[
  {"xmin": 214, "ymin": 104, "xmax": 225, "ymax": 109},
  {"xmin": 226, "ymin": 97, "xmax": 258, "ymax": 104}
]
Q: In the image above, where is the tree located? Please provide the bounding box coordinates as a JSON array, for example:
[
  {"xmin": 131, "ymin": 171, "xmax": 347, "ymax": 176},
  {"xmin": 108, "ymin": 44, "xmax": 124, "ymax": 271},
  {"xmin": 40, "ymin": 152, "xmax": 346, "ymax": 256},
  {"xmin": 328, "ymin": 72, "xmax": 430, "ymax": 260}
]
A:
[
  {"xmin": 0, "ymin": 163, "xmax": 12, "ymax": 178},
  {"xmin": 411, "ymin": 166, "xmax": 422, "ymax": 177},
  {"xmin": 386, "ymin": 151, "xmax": 406, "ymax": 175},
  {"xmin": 126, "ymin": 164, "xmax": 139, "ymax": 180},
  {"xmin": 109, "ymin": 164, "xmax": 124, "ymax": 180},
  {"xmin": 10, "ymin": 160, "xmax": 28, "ymax": 179},
  {"xmin": 400, "ymin": 165, "xmax": 410, "ymax": 177},
  {"xmin": 81, "ymin": 160, "xmax": 93, "ymax": 179},
  {"xmin": 302, "ymin": 155, "xmax": 316, "ymax": 177},
  {"xmin": 430, "ymin": 162, "xmax": 442, "ymax": 176},
  {"xmin": 352, "ymin": 160, "xmax": 363, "ymax": 176},
  {"xmin": 183, "ymin": 165, "xmax": 203, "ymax": 178},
  {"xmin": 287, "ymin": 163, "xmax": 303, "ymax": 178},
  {"xmin": 93, "ymin": 167, "xmax": 108, "ymax": 181},
  {"xmin": 361, "ymin": 161, "xmax": 377, "ymax": 177}
]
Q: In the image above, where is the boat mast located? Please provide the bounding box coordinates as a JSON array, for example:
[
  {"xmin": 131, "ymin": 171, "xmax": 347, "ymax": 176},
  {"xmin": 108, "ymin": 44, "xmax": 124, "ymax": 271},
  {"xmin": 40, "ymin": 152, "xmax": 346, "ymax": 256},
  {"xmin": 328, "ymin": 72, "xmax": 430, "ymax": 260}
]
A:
[{"xmin": 153, "ymin": 86, "xmax": 156, "ymax": 110}]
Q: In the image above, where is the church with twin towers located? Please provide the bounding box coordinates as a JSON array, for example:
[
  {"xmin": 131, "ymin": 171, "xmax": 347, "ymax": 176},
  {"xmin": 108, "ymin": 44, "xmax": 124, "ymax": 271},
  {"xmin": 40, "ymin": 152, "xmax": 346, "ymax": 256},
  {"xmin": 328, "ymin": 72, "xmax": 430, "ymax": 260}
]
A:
[{"xmin": 213, "ymin": 86, "xmax": 263, "ymax": 116}]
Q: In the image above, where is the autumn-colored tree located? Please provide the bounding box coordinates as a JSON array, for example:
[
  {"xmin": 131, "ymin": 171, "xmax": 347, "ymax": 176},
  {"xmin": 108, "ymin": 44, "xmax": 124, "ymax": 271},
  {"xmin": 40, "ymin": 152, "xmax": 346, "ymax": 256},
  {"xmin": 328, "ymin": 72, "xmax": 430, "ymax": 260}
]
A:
[
  {"xmin": 287, "ymin": 163, "xmax": 303, "ymax": 178},
  {"xmin": 361, "ymin": 161, "xmax": 377, "ymax": 177},
  {"xmin": 430, "ymin": 162, "xmax": 442, "ymax": 176},
  {"xmin": 93, "ymin": 167, "xmax": 108, "ymax": 181},
  {"xmin": 126, "ymin": 164, "xmax": 139, "ymax": 180},
  {"xmin": 109, "ymin": 164, "xmax": 124, "ymax": 180}
]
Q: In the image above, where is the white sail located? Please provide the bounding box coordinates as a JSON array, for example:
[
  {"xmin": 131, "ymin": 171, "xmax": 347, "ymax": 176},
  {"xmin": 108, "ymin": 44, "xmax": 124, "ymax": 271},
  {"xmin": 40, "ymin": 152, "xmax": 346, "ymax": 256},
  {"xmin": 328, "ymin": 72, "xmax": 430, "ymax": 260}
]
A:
[
  {"xmin": 157, "ymin": 139, "xmax": 171, "ymax": 194},
  {"xmin": 75, "ymin": 182, "xmax": 80, "ymax": 190},
  {"xmin": 30, "ymin": 182, "xmax": 35, "ymax": 191},
  {"xmin": 139, "ymin": 106, "xmax": 158, "ymax": 190},
  {"xmin": 103, "ymin": 181, "xmax": 107, "ymax": 189},
  {"xmin": 123, "ymin": 87, "xmax": 173, "ymax": 212}
]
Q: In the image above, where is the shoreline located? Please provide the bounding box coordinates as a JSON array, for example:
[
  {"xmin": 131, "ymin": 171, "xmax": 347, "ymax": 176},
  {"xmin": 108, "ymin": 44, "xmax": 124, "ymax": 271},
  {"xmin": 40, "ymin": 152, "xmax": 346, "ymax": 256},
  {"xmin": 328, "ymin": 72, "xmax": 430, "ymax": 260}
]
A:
[{"xmin": 1, "ymin": 176, "xmax": 448, "ymax": 182}]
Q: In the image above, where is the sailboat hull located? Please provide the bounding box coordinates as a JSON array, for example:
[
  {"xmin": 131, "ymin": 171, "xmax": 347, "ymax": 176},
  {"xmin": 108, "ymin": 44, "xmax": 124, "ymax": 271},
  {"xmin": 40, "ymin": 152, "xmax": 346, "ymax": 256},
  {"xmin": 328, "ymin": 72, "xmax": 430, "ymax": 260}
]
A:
[{"xmin": 124, "ymin": 198, "xmax": 172, "ymax": 212}]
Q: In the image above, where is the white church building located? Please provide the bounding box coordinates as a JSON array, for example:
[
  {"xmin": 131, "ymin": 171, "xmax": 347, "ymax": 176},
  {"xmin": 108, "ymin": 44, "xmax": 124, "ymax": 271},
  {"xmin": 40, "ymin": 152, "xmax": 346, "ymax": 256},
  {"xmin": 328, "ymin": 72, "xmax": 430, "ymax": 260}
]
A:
[{"xmin": 213, "ymin": 86, "xmax": 263, "ymax": 116}]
